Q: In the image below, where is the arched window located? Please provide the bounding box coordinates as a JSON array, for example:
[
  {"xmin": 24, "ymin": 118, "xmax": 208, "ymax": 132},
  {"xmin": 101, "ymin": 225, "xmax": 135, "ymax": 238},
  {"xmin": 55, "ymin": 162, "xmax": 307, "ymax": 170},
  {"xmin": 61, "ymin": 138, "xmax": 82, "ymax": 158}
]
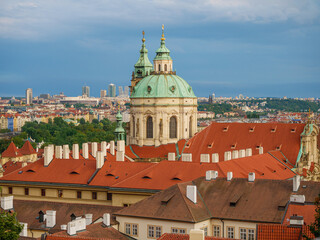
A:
[
  {"xmin": 146, "ymin": 116, "xmax": 153, "ymax": 138},
  {"xmin": 189, "ymin": 116, "xmax": 192, "ymax": 137},
  {"xmin": 170, "ymin": 116, "xmax": 177, "ymax": 138},
  {"xmin": 132, "ymin": 116, "xmax": 135, "ymax": 137},
  {"xmin": 158, "ymin": 64, "xmax": 161, "ymax": 72},
  {"xmin": 164, "ymin": 64, "xmax": 167, "ymax": 71}
]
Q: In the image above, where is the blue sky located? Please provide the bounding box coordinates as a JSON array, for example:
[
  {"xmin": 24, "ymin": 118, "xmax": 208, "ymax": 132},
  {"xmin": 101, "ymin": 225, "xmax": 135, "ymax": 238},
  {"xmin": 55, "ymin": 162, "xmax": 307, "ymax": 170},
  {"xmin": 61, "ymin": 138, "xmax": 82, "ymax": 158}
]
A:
[{"xmin": 0, "ymin": 0, "xmax": 320, "ymax": 98}]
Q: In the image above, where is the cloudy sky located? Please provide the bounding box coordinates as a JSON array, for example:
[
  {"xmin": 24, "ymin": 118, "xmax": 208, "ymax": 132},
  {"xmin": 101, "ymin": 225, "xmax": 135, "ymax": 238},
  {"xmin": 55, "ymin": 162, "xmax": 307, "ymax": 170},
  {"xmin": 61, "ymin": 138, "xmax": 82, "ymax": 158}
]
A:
[{"xmin": 1, "ymin": 0, "xmax": 320, "ymax": 98}]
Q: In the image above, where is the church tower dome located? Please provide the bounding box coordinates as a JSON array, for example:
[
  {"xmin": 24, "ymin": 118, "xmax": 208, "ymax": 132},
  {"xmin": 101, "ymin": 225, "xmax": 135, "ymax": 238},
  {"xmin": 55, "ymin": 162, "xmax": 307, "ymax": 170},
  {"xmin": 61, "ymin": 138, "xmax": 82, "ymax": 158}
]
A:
[{"xmin": 128, "ymin": 26, "xmax": 198, "ymax": 147}]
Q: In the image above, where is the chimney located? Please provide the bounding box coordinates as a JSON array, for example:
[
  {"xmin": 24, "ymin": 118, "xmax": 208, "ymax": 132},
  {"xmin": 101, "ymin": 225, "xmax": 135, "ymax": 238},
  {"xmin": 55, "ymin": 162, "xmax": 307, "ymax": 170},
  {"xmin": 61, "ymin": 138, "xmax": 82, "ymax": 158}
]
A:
[
  {"xmin": 168, "ymin": 152, "xmax": 175, "ymax": 161},
  {"xmin": 116, "ymin": 151, "xmax": 124, "ymax": 162},
  {"xmin": 248, "ymin": 172, "xmax": 255, "ymax": 182},
  {"xmin": 232, "ymin": 150, "xmax": 239, "ymax": 159},
  {"xmin": 181, "ymin": 153, "xmax": 192, "ymax": 162},
  {"xmin": 200, "ymin": 154, "xmax": 210, "ymax": 163},
  {"xmin": 36, "ymin": 147, "xmax": 39, "ymax": 152},
  {"xmin": 290, "ymin": 194, "xmax": 305, "ymax": 204},
  {"xmin": 293, "ymin": 175, "xmax": 301, "ymax": 192},
  {"xmin": 245, "ymin": 148, "xmax": 252, "ymax": 157},
  {"xmin": 227, "ymin": 172, "xmax": 233, "ymax": 181},
  {"xmin": 55, "ymin": 146, "xmax": 62, "ymax": 159},
  {"xmin": 67, "ymin": 221, "xmax": 76, "ymax": 235},
  {"xmin": 44, "ymin": 146, "xmax": 53, "ymax": 167},
  {"xmin": 103, "ymin": 213, "xmax": 110, "ymax": 226},
  {"xmin": 117, "ymin": 140, "xmax": 125, "ymax": 153},
  {"xmin": 205, "ymin": 170, "xmax": 213, "ymax": 181},
  {"xmin": 110, "ymin": 141, "xmax": 115, "ymax": 155},
  {"xmin": 96, "ymin": 151, "xmax": 104, "ymax": 169},
  {"xmin": 190, "ymin": 229, "xmax": 204, "ymax": 240},
  {"xmin": 91, "ymin": 142, "xmax": 98, "ymax": 157},
  {"xmin": 101, "ymin": 141, "xmax": 107, "ymax": 157},
  {"xmin": 85, "ymin": 214, "xmax": 93, "ymax": 225},
  {"xmin": 1, "ymin": 195, "xmax": 13, "ymax": 210},
  {"xmin": 290, "ymin": 215, "xmax": 304, "ymax": 226},
  {"xmin": 72, "ymin": 144, "xmax": 79, "ymax": 159},
  {"xmin": 19, "ymin": 223, "xmax": 28, "ymax": 237},
  {"xmin": 212, "ymin": 153, "xmax": 219, "ymax": 163},
  {"xmin": 224, "ymin": 151, "xmax": 232, "ymax": 161},
  {"xmin": 46, "ymin": 210, "xmax": 56, "ymax": 228},
  {"xmin": 63, "ymin": 145, "xmax": 69, "ymax": 159},
  {"xmin": 239, "ymin": 149, "xmax": 246, "ymax": 158},
  {"xmin": 259, "ymin": 146, "xmax": 264, "ymax": 154},
  {"xmin": 82, "ymin": 143, "xmax": 89, "ymax": 159},
  {"xmin": 186, "ymin": 185, "xmax": 197, "ymax": 204},
  {"xmin": 61, "ymin": 225, "xmax": 67, "ymax": 230}
]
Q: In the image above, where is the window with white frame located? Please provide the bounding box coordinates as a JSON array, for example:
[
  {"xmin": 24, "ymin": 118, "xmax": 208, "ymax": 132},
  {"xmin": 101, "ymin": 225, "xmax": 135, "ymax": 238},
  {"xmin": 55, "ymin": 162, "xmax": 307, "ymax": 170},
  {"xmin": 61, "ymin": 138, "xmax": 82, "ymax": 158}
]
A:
[
  {"xmin": 148, "ymin": 225, "xmax": 162, "ymax": 238},
  {"xmin": 227, "ymin": 227, "xmax": 234, "ymax": 239},
  {"xmin": 240, "ymin": 228, "xmax": 247, "ymax": 240},
  {"xmin": 248, "ymin": 229, "xmax": 255, "ymax": 240},
  {"xmin": 172, "ymin": 228, "xmax": 186, "ymax": 234},
  {"xmin": 125, "ymin": 223, "xmax": 138, "ymax": 237},
  {"xmin": 200, "ymin": 227, "xmax": 208, "ymax": 236},
  {"xmin": 213, "ymin": 225, "xmax": 221, "ymax": 237}
]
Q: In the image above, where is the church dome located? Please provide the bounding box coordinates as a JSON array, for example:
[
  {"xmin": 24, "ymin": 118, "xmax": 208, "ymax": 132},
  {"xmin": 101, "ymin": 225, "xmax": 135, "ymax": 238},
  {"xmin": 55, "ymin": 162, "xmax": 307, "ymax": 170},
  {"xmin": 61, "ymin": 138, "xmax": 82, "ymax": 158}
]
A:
[{"xmin": 131, "ymin": 74, "xmax": 196, "ymax": 98}]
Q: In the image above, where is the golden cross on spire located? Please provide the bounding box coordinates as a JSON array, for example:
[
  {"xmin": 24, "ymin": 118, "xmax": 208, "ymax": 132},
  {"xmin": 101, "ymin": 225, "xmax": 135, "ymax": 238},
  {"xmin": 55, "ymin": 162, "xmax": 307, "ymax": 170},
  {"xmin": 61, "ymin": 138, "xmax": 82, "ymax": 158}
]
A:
[
  {"xmin": 142, "ymin": 30, "xmax": 145, "ymax": 43},
  {"xmin": 161, "ymin": 24, "xmax": 165, "ymax": 41}
]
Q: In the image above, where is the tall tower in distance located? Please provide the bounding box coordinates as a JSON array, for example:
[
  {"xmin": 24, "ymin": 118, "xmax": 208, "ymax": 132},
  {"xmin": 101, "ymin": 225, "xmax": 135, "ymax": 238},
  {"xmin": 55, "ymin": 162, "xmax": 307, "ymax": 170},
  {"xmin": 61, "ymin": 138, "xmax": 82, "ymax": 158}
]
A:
[
  {"xmin": 25, "ymin": 88, "xmax": 33, "ymax": 105},
  {"xmin": 108, "ymin": 84, "xmax": 116, "ymax": 97},
  {"xmin": 82, "ymin": 86, "xmax": 90, "ymax": 97}
]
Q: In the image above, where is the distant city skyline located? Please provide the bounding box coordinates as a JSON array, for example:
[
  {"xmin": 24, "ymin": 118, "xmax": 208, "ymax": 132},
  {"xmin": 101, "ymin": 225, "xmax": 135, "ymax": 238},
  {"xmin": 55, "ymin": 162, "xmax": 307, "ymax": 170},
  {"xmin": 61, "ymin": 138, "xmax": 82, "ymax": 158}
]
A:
[{"xmin": 1, "ymin": 1, "xmax": 320, "ymax": 98}]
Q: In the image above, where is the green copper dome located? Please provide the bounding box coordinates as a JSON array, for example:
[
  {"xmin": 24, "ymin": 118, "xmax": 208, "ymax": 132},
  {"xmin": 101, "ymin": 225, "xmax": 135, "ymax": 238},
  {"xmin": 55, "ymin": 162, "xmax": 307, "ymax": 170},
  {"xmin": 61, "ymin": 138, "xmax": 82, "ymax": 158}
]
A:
[{"xmin": 131, "ymin": 74, "xmax": 196, "ymax": 98}]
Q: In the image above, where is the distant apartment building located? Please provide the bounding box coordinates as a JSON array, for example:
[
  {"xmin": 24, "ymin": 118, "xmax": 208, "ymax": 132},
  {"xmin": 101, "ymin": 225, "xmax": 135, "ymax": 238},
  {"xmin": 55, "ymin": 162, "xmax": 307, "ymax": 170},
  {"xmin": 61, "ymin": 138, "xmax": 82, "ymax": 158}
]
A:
[
  {"xmin": 39, "ymin": 93, "xmax": 50, "ymax": 99},
  {"xmin": 25, "ymin": 88, "xmax": 33, "ymax": 105},
  {"xmin": 100, "ymin": 90, "xmax": 107, "ymax": 98},
  {"xmin": 82, "ymin": 86, "xmax": 90, "ymax": 97},
  {"xmin": 108, "ymin": 83, "xmax": 116, "ymax": 97}
]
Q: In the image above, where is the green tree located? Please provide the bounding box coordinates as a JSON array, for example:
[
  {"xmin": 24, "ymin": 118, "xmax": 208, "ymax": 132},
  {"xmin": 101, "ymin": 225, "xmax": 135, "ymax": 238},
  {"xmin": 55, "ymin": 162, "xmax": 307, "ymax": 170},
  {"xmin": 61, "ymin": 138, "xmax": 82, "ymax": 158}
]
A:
[
  {"xmin": 0, "ymin": 210, "xmax": 23, "ymax": 240},
  {"xmin": 304, "ymin": 194, "xmax": 320, "ymax": 239}
]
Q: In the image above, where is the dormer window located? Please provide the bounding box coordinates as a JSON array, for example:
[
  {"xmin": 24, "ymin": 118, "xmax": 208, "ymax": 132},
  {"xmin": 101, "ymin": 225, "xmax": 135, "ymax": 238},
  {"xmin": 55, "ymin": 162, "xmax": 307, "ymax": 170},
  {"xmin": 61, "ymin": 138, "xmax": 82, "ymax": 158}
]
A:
[
  {"xmin": 249, "ymin": 127, "xmax": 255, "ymax": 132},
  {"xmin": 271, "ymin": 127, "xmax": 277, "ymax": 133},
  {"xmin": 223, "ymin": 126, "xmax": 229, "ymax": 132},
  {"xmin": 291, "ymin": 128, "xmax": 296, "ymax": 133}
]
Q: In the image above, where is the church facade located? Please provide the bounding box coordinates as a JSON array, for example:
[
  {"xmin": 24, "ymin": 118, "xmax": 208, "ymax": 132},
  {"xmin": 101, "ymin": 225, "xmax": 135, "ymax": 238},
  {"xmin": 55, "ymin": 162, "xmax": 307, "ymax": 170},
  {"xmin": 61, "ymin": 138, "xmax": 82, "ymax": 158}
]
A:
[{"xmin": 128, "ymin": 27, "xmax": 197, "ymax": 146}]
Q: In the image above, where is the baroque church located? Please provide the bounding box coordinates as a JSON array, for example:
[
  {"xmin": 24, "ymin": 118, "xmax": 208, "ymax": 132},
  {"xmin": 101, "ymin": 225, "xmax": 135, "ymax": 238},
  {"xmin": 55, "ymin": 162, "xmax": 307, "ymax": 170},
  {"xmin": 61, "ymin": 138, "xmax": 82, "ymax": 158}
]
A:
[{"xmin": 128, "ymin": 26, "xmax": 198, "ymax": 146}]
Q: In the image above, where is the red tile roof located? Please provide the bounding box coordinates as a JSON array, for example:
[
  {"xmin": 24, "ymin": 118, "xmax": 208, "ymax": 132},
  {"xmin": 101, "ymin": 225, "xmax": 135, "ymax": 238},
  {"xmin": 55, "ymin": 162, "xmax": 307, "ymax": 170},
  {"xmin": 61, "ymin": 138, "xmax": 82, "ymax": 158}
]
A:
[
  {"xmin": 19, "ymin": 141, "xmax": 36, "ymax": 155},
  {"xmin": 283, "ymin": 204, "xmax": 316, "ymax": 226},
  {"xmin": 184, "ymin": 122, "xmax": 305, "ymax": 165},
  {"xmin": 1, "ymin": 142, "xmax": 22, "ymax": 158},
  {"xmin": 126, "ymin": 139, "xmax": 186, "ymax": 160},
  {"xmin": 257, "ymin": 224, "xmax": 314, "ymax": 240},
  {"xmin": 2, "ymin": 161, "xmax": 26, "ymax": 175},
  {"xmin": 111, "ymin": 152, "xmax": 296, "ymax": 191}
]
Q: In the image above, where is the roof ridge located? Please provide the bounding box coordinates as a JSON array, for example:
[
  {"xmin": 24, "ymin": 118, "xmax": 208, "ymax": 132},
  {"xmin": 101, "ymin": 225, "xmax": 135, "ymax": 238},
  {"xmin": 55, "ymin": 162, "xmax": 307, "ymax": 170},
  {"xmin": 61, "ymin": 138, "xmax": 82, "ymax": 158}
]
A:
[{"xmin": 176, "ymin": 182, "xmax": 198, "ymax": 223}]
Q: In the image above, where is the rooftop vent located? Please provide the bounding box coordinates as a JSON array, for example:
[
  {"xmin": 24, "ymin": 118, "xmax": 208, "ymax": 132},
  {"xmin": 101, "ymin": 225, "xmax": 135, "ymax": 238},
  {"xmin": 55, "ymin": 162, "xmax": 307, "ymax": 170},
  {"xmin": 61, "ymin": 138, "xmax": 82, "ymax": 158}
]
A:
[
  {"xmin": 290, "ymin": 215, "xmax": 304, "ymax": 226},
  {"xmin": 271, "ymin": 127, "xmax": 277, "ymax": 133},
  {"xmin": 249, "ymin": 126, "xmax": 255, "ymax": 132},
  {"xmin": 227, "ymin": 172, "xmax": 233, "ymax": 181},
  {"xmin": 290, "ymin": 194, "xmax": 305, "ymax": 204},
  {"xmin": 248, "ymin": 172, "xmax": 255, "ymax": 182},
  {"xmin": 291, "ymin": 128, "xmax": 296, "ymax": 133},
  {"xmin": 223, "ymin": 126, "xmax": 229, "ymax": 132}
]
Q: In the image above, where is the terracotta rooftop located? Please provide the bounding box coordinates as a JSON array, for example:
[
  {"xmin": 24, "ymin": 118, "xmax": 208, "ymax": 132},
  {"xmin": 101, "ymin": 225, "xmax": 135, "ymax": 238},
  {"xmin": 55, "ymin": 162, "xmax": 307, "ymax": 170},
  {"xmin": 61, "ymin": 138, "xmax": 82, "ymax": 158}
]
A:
[
  {"xmin": 283, "ymin": 203, "xmax": 316, "ymax": 225},
  {"xmin": 115, "ymin": 177, "xmax": 320, "ymax": 224},
  {"xmin": 183, "ymin": 122, "xmax": 305, "ymax": 165},
  {"xmin": 1, "ymin": 142, "xmax": 22, "ymax": 158},
  {"xmin": 257, "ymin": 224, "xmax": 314, "ymax": 240},
  {"xmin": 2, "ymin": 161, "xmax": 26, "ymax": 175},
  {"xmin": 19, "ymin": 141, "xmax": 36, "ymax": 155}
]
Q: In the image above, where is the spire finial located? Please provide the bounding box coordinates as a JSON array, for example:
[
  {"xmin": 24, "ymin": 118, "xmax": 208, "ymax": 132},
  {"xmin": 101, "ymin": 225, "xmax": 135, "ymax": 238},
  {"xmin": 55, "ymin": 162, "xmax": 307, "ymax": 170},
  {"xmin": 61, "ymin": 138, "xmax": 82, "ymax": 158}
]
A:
[
  {"xmin": 161, "ymin": 24, "xmax": 165, "ymax": 41},
  {"xmin": 142, "ymin": 30, "xmax": 145, "ymax": 43}
]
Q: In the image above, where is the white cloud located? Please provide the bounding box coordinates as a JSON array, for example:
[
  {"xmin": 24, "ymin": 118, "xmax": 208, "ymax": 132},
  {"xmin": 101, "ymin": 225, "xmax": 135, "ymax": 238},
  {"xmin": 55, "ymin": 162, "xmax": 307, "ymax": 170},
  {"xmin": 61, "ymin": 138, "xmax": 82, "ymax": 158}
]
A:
[{"xmin": 0, "ymin": 0, "xmax": 319, "ymax": 40}]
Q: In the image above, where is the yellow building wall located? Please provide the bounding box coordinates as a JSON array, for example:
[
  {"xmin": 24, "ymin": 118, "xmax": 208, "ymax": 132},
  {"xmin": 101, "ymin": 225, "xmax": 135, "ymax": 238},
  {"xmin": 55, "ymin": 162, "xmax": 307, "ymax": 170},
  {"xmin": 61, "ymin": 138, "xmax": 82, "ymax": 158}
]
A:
[{"xmin": 112, "ymin": 192, "xmax": 151, "ymax": 207}]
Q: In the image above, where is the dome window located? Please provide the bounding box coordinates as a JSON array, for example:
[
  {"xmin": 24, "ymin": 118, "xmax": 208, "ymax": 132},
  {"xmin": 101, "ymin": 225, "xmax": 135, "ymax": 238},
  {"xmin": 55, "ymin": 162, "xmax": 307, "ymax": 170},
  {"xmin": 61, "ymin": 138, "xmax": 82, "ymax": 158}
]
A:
[
  {"xmin": 147, "ymin": 86, "xmax": 152, "ymax": 93},
  {"xmin": 170, "ymin": 85, "xmax": 176, "ymax": 93}
]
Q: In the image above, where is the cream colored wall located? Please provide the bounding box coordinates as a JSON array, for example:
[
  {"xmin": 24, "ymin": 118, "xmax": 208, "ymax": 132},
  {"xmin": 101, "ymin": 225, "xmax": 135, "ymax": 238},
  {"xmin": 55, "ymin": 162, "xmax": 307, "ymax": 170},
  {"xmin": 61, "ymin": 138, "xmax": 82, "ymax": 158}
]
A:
[
  {"xmin": 112, "ymin": 192, "xmax": 151, "ymax": 207},
  {"xmin": 210, "ymin": 219, "xmax": 257, "ymax": 239},
  {"xmin": 116, "ymin": 216, "xmax": 195, "ymax": 240},
  {"xmin": 27, "ymin": 229, "xmax": 47, "ymax": 238},
  {"xmin": 129, "ymin": 97, "xmax": 197, "ymax": 146}
]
